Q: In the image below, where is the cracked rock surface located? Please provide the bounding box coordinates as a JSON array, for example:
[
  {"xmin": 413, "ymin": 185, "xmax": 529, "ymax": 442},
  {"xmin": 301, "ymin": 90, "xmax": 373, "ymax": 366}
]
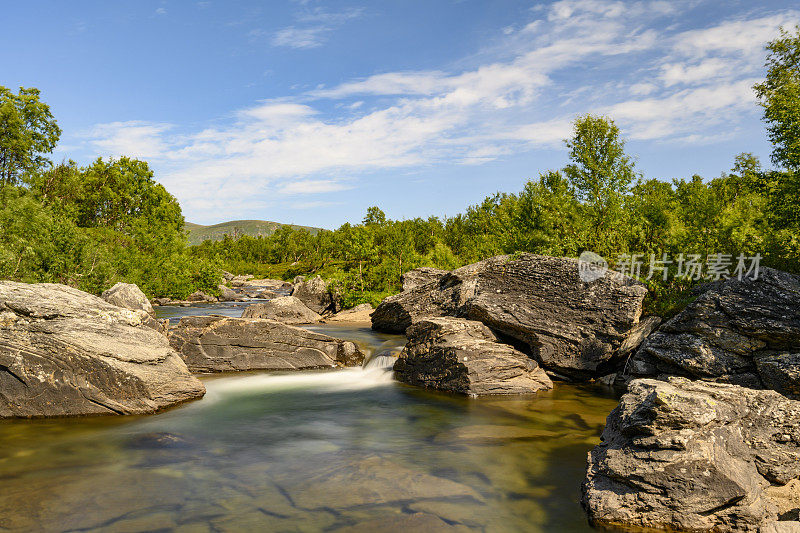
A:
[
  {"xmin": 0, "ymin": 281, "xmax": 205, "ymax": 418},
  {"xmin": 583, "ymin": 377, "xmax": 800, "ymax": 532},
  {"xmin": 394, "ymin": 317, "xmax": 553, "ymax": 396},
  {"xmin": 168, "ymin": 316, "xmax": 364, "ymax": 372},
  {"xmin": 628, "ymin": 267, "xmax": 800, "ymax": 398}
]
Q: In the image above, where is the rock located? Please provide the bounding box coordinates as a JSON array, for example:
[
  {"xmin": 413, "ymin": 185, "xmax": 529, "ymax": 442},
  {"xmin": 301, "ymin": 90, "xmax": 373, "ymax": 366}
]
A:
[
  {"xmin": 292, "ymin": 275, "xmax": 306, "ymax": 284},
  {"xmin": 292, "ymin": 275, "xmax": 334, "ymax": 314},
  {"xmin": 187, "ymin": 290, "xmax": 217, "ymax": 303},
  {"xmin": 628, "ymin": 267, "xmax": 800, "ymax": 398},
  {"xmin": 221, "ymin": 270, "xmax": 235, "ymax": 281},
  {"xmin": 325, "ymin": 303, "xmax": 374, "ymax": 323},
  {"xmin": 394, "ymin": 317, "xmax": 553, "ymax": 396},
  {"xmin": 101, "ymin": 282, "xmax": 154, "ymax": 315},
  {"xmin": 401, "ymin": 267, "xmax": 449, "ymax": 291},
  {"xmin": 583, "ymin": 377, "xmax": 800, "ymax": 532},
  {"xmin": 218, "ymin": 284, "xmax": 241, "ymax": 302},
  {"xmin": 240, "ymin": 296, "xmax": 322, "ymax": 324},
  {"xmin": 0, "ymin": 281, "xmax": 205, "ymax": 418},
  {"xmin": 152, "ymin": 297, "xmax": 172, "ymax": 306},
  {"xmin": 374, "ymin": 254, "xmax": 648, "ymax": 380},
  {"xmin": 168, "ymin": 316, "xmax": 363, "ymax": 372}
]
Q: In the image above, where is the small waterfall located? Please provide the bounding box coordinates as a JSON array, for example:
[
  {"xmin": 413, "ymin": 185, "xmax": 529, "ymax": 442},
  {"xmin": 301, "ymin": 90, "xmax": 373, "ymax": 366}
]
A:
[{"xmin": 362, "ymin": 352, "xmax": 398, "ymax": 370}]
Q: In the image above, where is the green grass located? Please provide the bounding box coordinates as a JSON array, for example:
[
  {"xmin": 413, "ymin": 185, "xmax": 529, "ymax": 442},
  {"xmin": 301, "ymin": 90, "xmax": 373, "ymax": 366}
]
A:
[{"xmin": 184, "ymin": 220, "xmax": 322, "ymax": 245}]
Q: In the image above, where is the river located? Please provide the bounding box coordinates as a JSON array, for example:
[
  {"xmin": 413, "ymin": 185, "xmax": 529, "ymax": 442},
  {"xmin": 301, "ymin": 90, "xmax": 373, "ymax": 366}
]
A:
[{"xmin": 0, "ymin": 302, "xmax": 622, "ymax": 532}]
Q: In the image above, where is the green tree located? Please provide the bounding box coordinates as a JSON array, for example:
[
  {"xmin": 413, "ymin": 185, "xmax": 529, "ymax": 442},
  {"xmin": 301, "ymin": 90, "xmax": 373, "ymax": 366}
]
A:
[
  {"xmin": 754, "ymin": 26, "xmax": 800, "ymax": 171},
  {"xmin": 0, "ymin": 86, "xmax": 61, "ymax": 190},
  {"xmin": 563, "ymin": 114, "xmax": 636, "ymax": 254}
]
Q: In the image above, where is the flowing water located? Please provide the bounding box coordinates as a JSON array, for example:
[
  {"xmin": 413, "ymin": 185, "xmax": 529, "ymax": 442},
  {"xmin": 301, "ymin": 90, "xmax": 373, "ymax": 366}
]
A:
[{"xmin": 0, "ymin": 304, "xmax": 623, "ymax": 532}]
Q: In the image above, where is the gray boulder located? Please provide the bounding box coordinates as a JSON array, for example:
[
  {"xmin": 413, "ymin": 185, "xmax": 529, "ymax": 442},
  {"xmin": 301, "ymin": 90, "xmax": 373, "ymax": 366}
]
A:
[
  {"xmin": 394, "ymin": 317, "xmax": 553, "ymax": 396},
  {"xmin": 0, "ymin": 281, "xmax": 205, "ymax": 418},
  {"xmin": 583, "ymin": 377, "xmax": 800, "ymax": 532},
  {"xmin": 401, "ymin": 267, "xmax": 449, "ymax": 291},
  {"xmin": 292, "ymin": 275, "xmax": 335, "ymax": 314},
  {"xmin": 374, "ymin": 254, "xmax": 648, "ymax": 380},
  {"xmin": 628, "ymin": 267, "xmax": 800, "ymax": 398},
  {"xmin": 217, "ymin": 284, "xmax": 242, "ymax": 302},
  {"xmin": 168, "ymin": 316, "xmax": 363, "ymax": 372},
  {"xmin": 101, "ymin": 282, "xmax": 154, "ymax": 315},
  {"xmin": 241, "ymin": 296, "xmax": 322, "ymax": 324}
]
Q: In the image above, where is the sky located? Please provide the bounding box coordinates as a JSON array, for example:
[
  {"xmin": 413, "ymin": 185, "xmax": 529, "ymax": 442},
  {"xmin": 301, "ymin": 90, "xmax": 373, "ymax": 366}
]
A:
[{"xmin": 2, "ymin": 0, "xmax": 798, "ymax": 228}]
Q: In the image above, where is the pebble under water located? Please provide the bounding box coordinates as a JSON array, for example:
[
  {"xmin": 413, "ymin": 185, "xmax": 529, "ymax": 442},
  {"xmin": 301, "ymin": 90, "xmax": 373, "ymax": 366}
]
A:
[{"xmin": 0, "ymin": 304, "xmax": 623, "ymax": 532}]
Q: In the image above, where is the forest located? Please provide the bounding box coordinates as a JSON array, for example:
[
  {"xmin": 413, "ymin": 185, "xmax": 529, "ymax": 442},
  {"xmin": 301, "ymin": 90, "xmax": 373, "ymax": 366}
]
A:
[{"xmin": 1, "ymin": 28, "xmax": 799, "ymax": 315}]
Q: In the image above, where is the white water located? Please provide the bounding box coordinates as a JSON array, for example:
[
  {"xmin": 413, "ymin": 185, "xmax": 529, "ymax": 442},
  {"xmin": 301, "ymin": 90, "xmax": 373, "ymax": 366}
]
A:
[{"xmin": 200, "ymin": 367, "xmax": 396, "ymax": 405}]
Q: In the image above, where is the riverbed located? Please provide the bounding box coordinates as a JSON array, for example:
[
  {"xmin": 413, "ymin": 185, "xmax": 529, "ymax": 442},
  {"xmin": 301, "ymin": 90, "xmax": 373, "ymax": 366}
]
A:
[{"xmin": 0, "ymin": 303, "xmax": 622, "ymax": 532}]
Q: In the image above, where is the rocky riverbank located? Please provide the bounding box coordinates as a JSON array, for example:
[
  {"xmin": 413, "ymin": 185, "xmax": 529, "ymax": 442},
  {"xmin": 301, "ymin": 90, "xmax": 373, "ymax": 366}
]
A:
[{"xmin": 2, "ymin": 254, "xmax": 798, "ymax": 531}]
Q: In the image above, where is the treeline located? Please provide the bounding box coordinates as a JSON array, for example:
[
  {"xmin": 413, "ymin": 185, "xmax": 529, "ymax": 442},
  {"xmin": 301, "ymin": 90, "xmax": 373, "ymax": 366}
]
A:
[
  {"xmin": 0, "ymin": 157, "xmax": 220, "ymax": 297},
  {"xmin": 190, "ymin": 147, "xmax": 798, "ymax": 314}
]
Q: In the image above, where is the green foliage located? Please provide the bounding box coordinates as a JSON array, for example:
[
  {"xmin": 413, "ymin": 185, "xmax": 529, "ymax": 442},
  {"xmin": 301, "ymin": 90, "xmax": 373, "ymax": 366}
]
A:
[
  {"xmin": 754, "ymin": 25, "xmax": 800, "ymax": 171},
  {"xmin": 564, "ymin": 114, "xmax": 636, "ymax": 255},
  {"xmin": 0, "ymin": 86, "xmax": 61, "ymax": 189}
]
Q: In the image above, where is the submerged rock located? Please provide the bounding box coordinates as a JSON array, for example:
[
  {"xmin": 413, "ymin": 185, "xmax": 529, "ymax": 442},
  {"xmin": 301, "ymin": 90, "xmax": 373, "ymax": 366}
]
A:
[
  {"xmin": 394, "ymin": 317, "xmax": 552, "ymax": 396},
  {"xmin": 101, "ymin": 282, "xmax": 154, "ymax": 315},
  {"xmin": 401, "ymin": 267, "xmax": 449, "ymax": 291},
  {"xmin": 583, "ymin": 377, "xmax": 800, "ymax": 532},
  {"xmin": 241, "ymin": 296, "xmax": 322, "ymax": 324},
  {"xmin": 374, "ymin": 254, "xmax": 648, "ymax": 380},
  {"xmin": 168, "ymin": 316, "xmax": 363, "ymax": 372},
  {"xmin": 0, "ymin": 281, "xmax": 205, "ymax": 418},
  {"xmin": 628, "ymin": 267, "xmax": 800, "ymax": 398}
]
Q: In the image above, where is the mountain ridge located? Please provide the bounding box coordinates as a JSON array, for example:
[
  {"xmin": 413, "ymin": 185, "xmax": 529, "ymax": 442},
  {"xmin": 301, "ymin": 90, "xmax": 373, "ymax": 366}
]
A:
[{"xmin": 185, "ymin": 219, "xmax": 322, "ymax": 245}]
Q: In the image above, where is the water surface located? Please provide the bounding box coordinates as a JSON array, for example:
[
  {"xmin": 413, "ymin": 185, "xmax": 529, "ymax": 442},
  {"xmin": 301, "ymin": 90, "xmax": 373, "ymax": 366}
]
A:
[{"xmin": 0, "ymin": 303, "xmax": 621, "ymax": 532}]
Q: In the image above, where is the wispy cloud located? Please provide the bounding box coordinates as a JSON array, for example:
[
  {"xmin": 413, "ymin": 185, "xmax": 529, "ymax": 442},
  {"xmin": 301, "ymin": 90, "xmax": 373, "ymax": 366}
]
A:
[
  {"xmin": 271, "ymin": 26, "xmax": 328, "ymax": 49},
  {"xmin": 269, "ymin": 6, "xmax": 363, "ymax": 49},
  {"xmin": 83, "ymin": 1, "xmax": 799, "ymax": 220}
]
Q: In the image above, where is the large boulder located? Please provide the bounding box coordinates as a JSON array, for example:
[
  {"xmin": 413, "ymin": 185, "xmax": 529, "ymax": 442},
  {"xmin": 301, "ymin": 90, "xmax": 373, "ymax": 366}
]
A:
[
  {"xmin": 292, "ymin": 275, "xmax": 336, "ymax": 314},
  {"xmin": 374, "ymin": 254, "xmax": 648, "ymax": 380},
  {"xmin": 101, "ymin": 282, "xmax": 154, "ymax": 315},
  {"xmin": 168, "ymin": 316, "xmax": 363, "ymax": 372},
  {"xmin": 628, "ymin": 267, "xmax": 800, "ymax": 398},
  {"xmin": 394, "ymin": 317, "xmax": 553, "ymax": 396},
  {"xmin": 0, "ymin": 282, "xmax": 205, "ymax": 418},
  {"xmin": 401, "ymin": 267, "xmax": 449, "ymax": 291},
  {"xmin": 240, "ymin": 296, "xmax": 322, "ymax": 324},
  {"xmin": 583, "ymin": 377, "xmax": 800, "ymax": 531}
]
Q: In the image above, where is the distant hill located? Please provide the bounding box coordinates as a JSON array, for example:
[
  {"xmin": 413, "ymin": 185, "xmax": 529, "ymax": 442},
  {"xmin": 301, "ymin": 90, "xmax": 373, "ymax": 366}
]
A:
[{"xmin": 185, "ymin": 220, "xmax": 322, "ymax": 245}]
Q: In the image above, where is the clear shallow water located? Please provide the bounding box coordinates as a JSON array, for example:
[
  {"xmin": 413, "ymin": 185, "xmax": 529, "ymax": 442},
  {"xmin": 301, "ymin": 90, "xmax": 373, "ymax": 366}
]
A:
[{"xmin": 0, "ymin": 304, "xmax": 622, "ymax": 532}]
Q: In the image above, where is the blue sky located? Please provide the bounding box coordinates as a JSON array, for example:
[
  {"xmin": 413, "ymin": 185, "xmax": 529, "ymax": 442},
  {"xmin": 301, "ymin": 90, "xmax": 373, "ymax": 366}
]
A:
[{"xmin": 2, "ymin": 0, "xmax": 798, "ymax": 227}]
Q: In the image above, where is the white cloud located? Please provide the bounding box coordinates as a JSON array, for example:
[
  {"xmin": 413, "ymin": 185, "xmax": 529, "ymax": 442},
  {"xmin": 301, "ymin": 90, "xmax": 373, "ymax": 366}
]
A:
[
  {"xmin": 88, "ymin": 121, "xmax": 172, "ymax": 159},
  {"xmin": 155, "ymin": 7, "xmax": 167, "ymax": 15},
  {"xmin": 271, "ymin": 26, "xmax": 327, "ymax": 49},
  {"xmin": 269, "ymin": 6, "xmax": 364, "ymax": 49},
  {"xmin": 277, "ymin": 180, "xmax": 352, "ymax": 195}
]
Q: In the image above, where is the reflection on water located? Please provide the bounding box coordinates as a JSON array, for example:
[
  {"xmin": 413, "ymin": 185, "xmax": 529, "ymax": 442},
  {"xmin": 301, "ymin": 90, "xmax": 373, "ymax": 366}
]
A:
[{"xmin": 0, "ymin": 303, "xmax": 622, "ymax": 532}]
